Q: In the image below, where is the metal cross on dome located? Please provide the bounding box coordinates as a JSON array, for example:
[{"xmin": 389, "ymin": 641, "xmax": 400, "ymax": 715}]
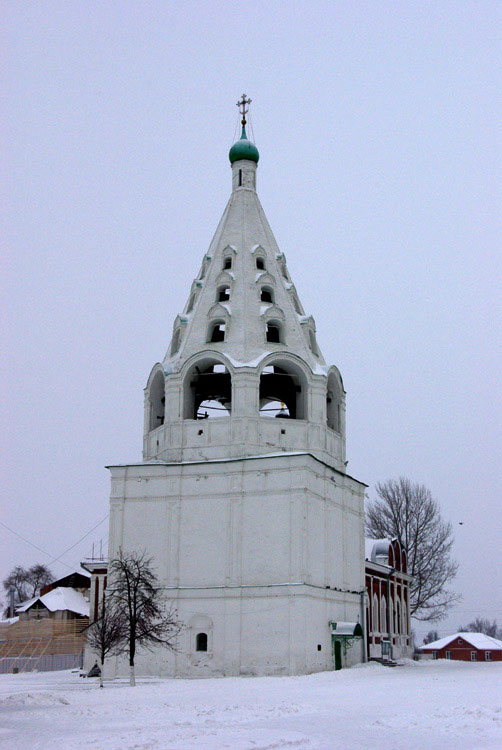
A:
[{"xmin": 236, "ymin": 93, "xmax": 251, "ymax": 126}]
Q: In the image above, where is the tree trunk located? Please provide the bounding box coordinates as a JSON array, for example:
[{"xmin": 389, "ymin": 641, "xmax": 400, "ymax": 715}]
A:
[
  {"xmin": 99, "ymin": 659, "xmax": 104, "ymax": 688},
  {"xmin": 129, "ymin": 664, "xmax": 135, "ymax": 687}
]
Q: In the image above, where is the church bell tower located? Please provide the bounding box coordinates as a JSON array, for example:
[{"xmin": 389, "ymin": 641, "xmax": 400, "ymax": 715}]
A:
[{"xmin": 107, "ymin": 97, "xmax": 367, "ymax": 677}]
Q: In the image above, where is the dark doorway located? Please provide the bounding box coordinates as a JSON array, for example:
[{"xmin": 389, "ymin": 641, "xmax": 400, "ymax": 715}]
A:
[{"xmin": 333, "ymin": 639, "xmax": 342, "ymax": 670}]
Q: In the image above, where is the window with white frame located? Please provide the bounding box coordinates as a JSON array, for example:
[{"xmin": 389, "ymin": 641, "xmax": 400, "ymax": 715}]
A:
[
  {"xmin": 485, "ymin": 651, "xmax": 492, "ymax": 661},
  {"xmin": 379, "ymin": 596, "xmax": 387, "ymax": 634},
  {"xmin": 372, "ymin": 594, "xmax": 379, "ymax": 633},
  {"xmin": 471, "ymin": 651, "xmax": 477, "ymax": 661},
  {"xmin": 446, "ymin": 651, "xmax": 451, "ymax": 659}
]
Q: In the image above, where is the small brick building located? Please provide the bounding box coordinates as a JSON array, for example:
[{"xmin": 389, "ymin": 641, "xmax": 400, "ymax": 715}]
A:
[
  {"xmin": 365, "ymin": 538, "xmax": 413, "ymax": 661},
  {"xmin": 421, "ymin": 632, "xmax": 502, "ymax": 662}
]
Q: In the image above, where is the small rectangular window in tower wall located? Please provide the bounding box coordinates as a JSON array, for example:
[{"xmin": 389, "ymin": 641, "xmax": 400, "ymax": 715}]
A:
[{"xmin": 239, "ymin": 169, "xmax": 242, "ymax": 186}]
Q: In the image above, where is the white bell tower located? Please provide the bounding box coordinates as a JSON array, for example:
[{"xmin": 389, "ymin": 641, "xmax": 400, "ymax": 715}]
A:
[{"xmin": 106, "ymin": 97, "xmax": 367, "ymax": 677}]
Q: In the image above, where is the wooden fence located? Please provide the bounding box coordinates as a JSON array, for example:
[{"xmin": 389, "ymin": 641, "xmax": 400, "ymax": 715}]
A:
[{"xmin": 0, "ymin": 617, "xmax": 89, "ymax": 673}]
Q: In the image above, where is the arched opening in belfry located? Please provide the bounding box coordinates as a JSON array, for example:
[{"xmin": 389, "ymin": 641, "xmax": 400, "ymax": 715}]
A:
[
  {"xmin": 149, "ymin": 370, "xmax": 165, "ymax": 431},
  {"xmin": 326, "ymin": 370, "xmax": 343, "ymax": 432},
  {"xmin": 223, "ymin": 256, "xmax": 232, "ymax": 270},
  {"xmin": 256, "ymin": 257, "xmax": 265, "ymax": 270},
  {"xmin": 183, "ymin": 359, "xmax": 232, "ymax": 420},
  {"xmin": 259, "ymin": 360, "xmax": 307, "ymax": 420}
]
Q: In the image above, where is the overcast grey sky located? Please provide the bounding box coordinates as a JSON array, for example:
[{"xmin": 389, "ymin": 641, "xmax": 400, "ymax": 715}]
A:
[{"xmin": 2, "ymin": 1, "xmax": 501, "ymax": 640}]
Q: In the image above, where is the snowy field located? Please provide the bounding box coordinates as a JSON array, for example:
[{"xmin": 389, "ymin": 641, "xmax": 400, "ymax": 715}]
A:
[{"xmin": 0, "ymin": 661, "xmax": 501, "ymax": 750}]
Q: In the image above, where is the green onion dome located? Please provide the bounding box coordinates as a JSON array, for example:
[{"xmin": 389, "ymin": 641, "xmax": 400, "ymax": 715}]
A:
[{"xmin": 229, "ymin": 126, "xmax": 259, "ymax": 164}]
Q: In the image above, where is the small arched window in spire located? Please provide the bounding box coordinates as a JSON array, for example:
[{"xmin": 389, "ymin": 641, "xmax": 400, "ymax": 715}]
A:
[
  {"xmin": 260, "ymin": 287, "xmax": 274, "ymax": 303},
  {"xmin": 217, "ymin": 286, "xmax": 230, "ymax": 302},
  {"xmin": 238, "ymin": 169, "xmax": 242, "ymax": 187},
  {"xmin": 266, "ymin": 321, "xmax": 282, "ymax": 343},
  {"xmin": 223, "ymin": 256, "xmax": 232, "ymax": 270},
  {"xmin": 256, "ymin": 257, "xmax": 265, "ymax": 270},
  {"xmin": 208, "ymin": 321, "xmax": 226, "ymax": 343}
]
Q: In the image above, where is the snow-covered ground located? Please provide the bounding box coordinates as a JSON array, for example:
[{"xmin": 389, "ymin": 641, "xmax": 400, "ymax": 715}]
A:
[{"xmin": 0, "ymin": 660, "xmax": 500, "ymax": 749}]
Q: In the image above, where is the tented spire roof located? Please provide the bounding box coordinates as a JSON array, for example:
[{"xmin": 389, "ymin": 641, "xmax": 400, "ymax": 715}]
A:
[{"xmin": 164, "ymin": 144, "xmax": 325, "ymax": 373}]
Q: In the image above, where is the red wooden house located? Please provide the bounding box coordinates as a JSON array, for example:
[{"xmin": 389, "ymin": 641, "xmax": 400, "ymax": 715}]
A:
[{"xmin": 420, "ymin": 633, "xmax": 502, "ymax": 662}]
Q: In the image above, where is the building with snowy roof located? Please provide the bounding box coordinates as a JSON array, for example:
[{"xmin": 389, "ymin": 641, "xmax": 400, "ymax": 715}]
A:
[
  {"xmin": 364, "ymin": 538, "xmax": 412, "ymax": 661},
  {"xmin": 89, "ymin": 97, "xmax": 376, "ymax": 678},
  {"xmin": 1, "ymin": 577, "xmax": 90, "ymax": 673},
  {"xmin": 15, "ymin": 586, "xmax": 89, "ymax": 621},
  {"xmin": 420, "ymin": 633, "xmax": 502, "ymax": 662}
]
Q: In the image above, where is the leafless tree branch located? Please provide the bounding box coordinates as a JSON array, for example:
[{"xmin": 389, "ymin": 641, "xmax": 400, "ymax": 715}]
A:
[{"xmin": 366, "ymin": 477, "xmax": 460, "ymax": 622}]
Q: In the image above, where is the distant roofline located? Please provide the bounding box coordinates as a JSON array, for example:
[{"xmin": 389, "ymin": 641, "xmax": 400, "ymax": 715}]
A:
[
  {"xmin": 421, "ymin": 632, "xmax": 502, "ymax": 651},
  {"xmin": 106, "ymin": 451, "xmax": 368, "ymax": 487}
]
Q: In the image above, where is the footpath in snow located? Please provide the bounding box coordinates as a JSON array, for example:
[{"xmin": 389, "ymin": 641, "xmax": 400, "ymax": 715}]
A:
[{"xmin": 0, "ymin": 660, "xmax": 501, "ymax": 750}]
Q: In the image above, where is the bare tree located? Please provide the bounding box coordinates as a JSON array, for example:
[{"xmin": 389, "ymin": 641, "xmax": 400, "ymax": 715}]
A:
[
  {"xmin": 423, "ymin": 630, "xmax": 439, "ymax": 644},
  {"xmin": 366, "ymin": 477, "xmax": 460, "ymax": 622},
  {"xmin": 108, "ymin": 550, "xmax": 183, "ymax": 686},
  {"xmin": 2, "ymin": 564, "xmax": 54, "ymax": 616},
  {"xmin": 85, "ymin": 596, "xmax": 126, "ymax": 687},
  {"xmin": 458, "ymin": 617, "xmax": 500, "ymax": 638}
]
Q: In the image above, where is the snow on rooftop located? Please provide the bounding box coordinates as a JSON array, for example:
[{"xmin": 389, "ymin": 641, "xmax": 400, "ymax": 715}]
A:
[
  {"xmin": 365, "ymin": 538, "xmax": 391, "ymax": 562},
  {"xmin": 16, "ymin": 587, "xmax": 89, "ymax": 617},
  {"xmin": 0, "ymin": 616, "xmax": 19, "ymax": 626},
  {"xmin": 422, "ymin": 632, "xmax": 502, "ymax": 651},
  {"xmin": 15, "ymin": 596, "xmax": 38, "ymax": 613}
]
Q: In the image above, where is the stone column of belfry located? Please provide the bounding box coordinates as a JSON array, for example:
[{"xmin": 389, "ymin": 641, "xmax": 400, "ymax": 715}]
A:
[{"xmin": 100, "ymin": 96, "xmax": 368, "ymax": 678}]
